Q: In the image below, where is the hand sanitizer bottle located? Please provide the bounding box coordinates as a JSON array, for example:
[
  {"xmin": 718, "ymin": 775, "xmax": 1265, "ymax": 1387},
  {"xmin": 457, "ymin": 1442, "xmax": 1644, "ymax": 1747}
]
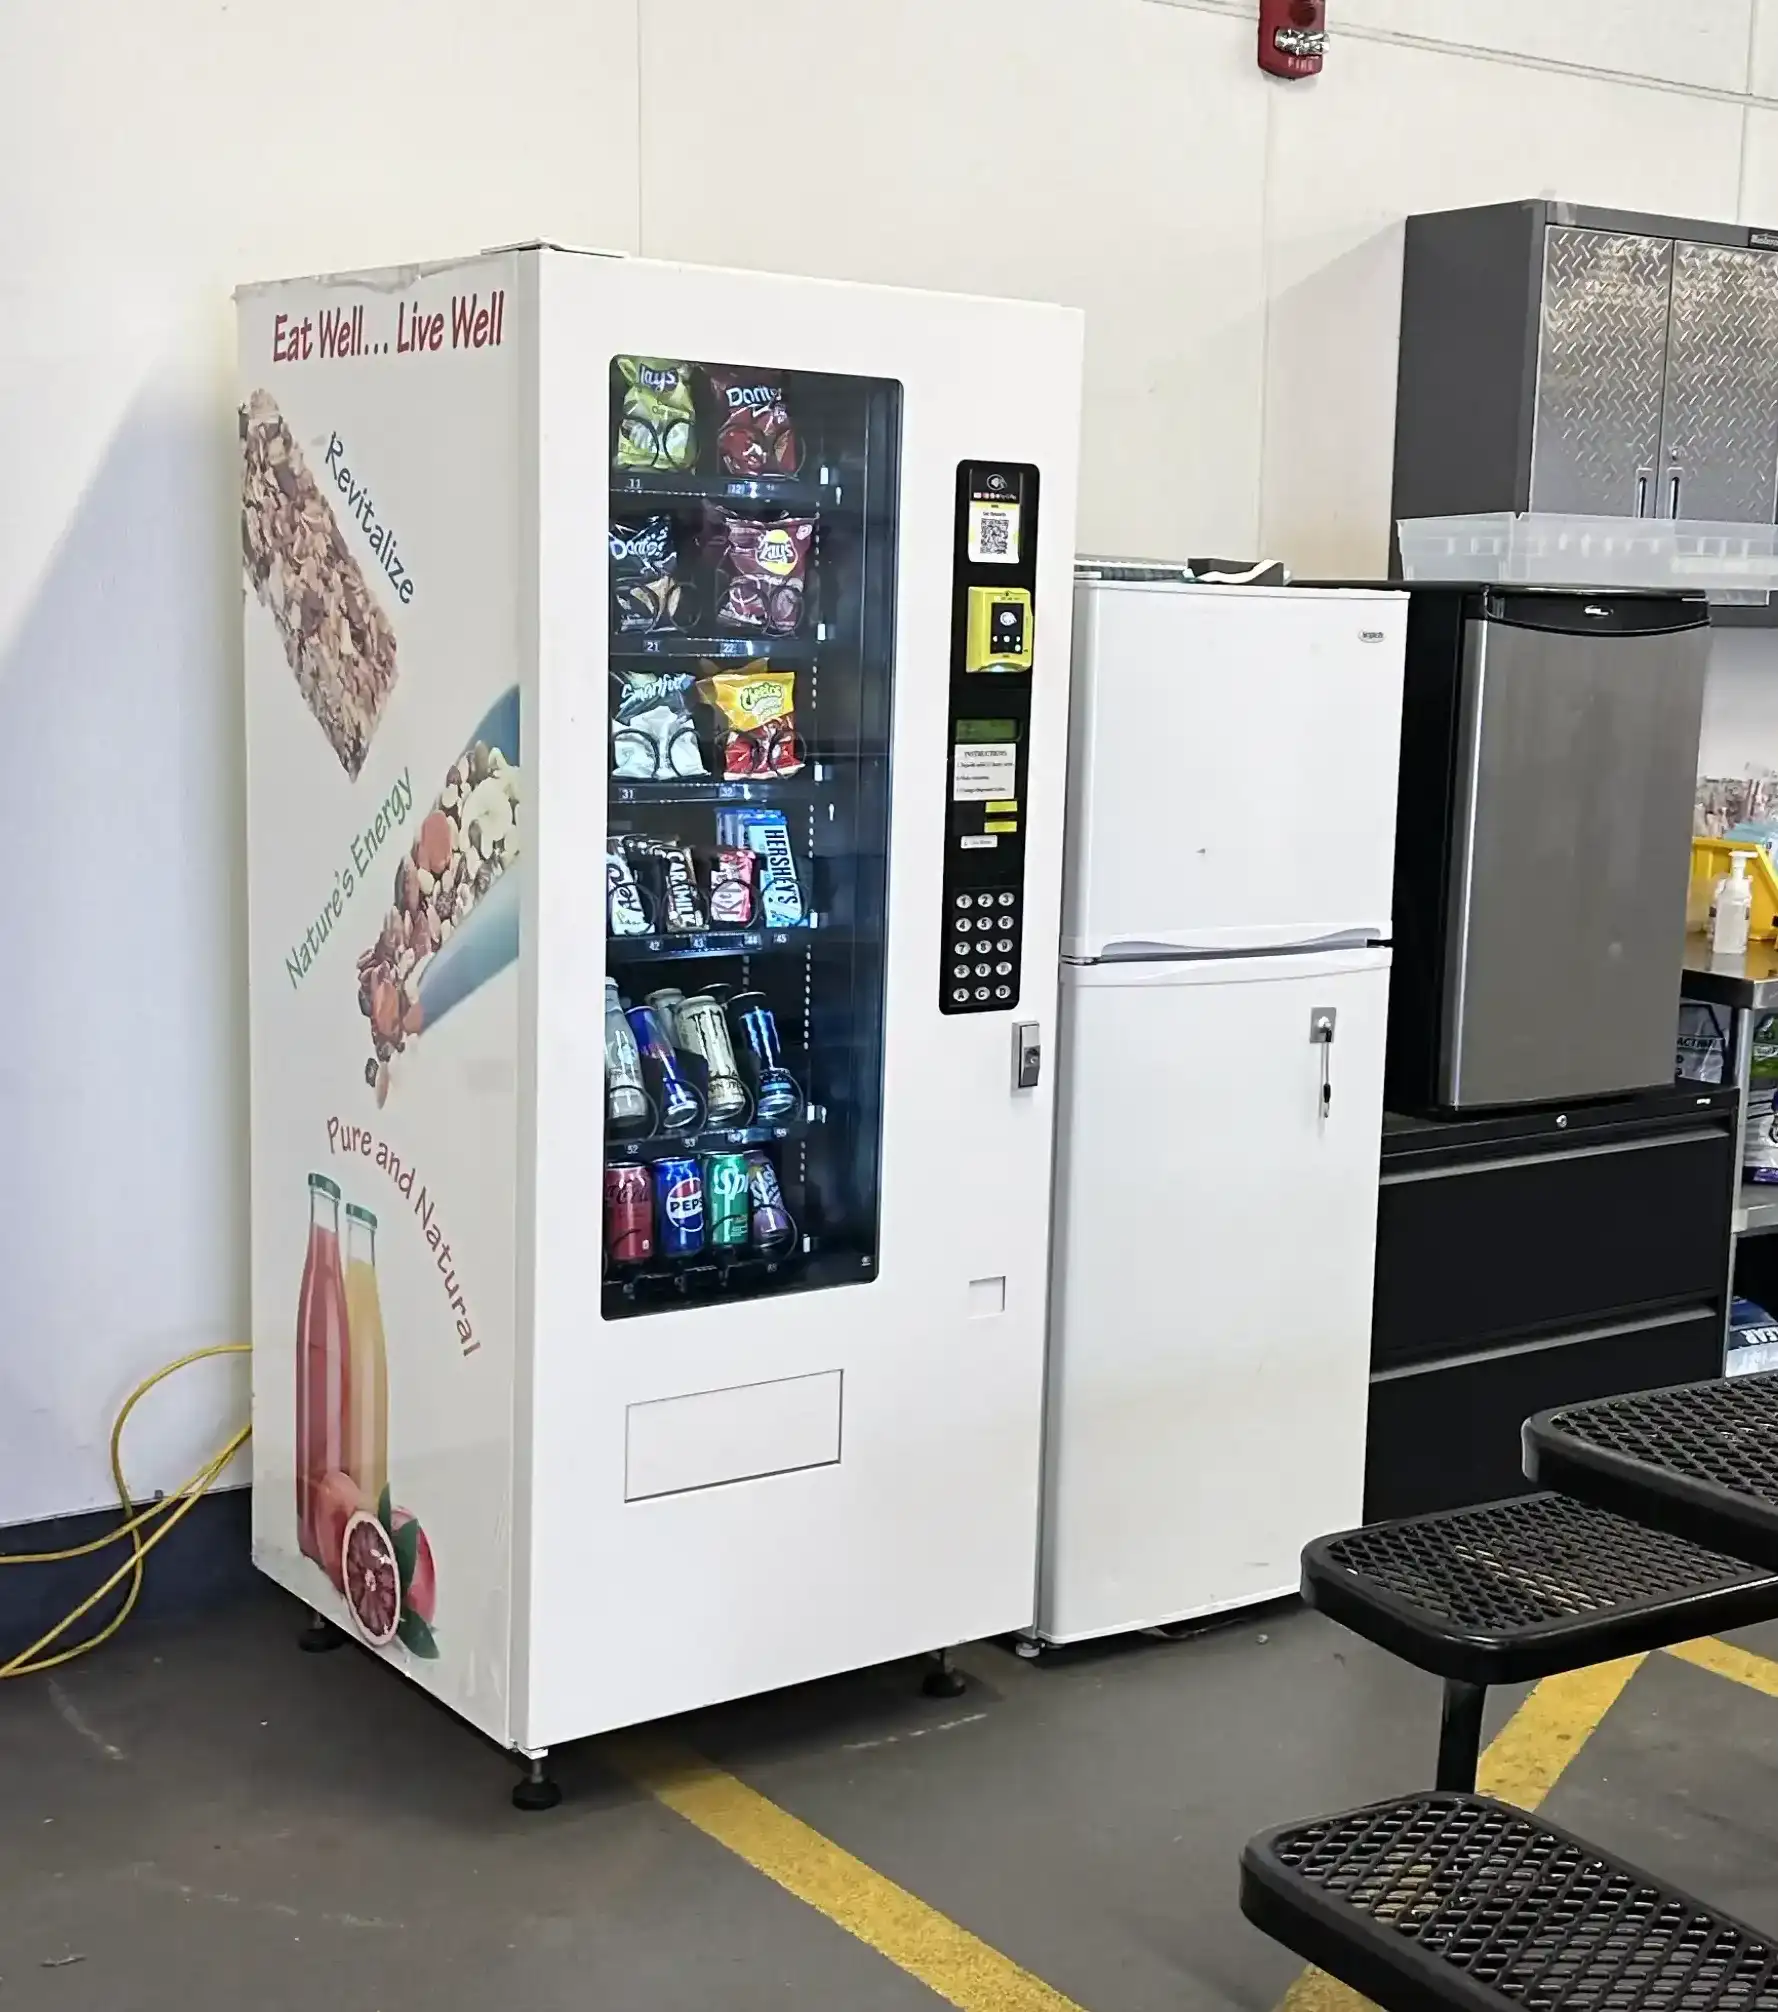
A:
[{"xmin": 1714, "ymin": 848, "xmax": 1757, "ymax": 956}]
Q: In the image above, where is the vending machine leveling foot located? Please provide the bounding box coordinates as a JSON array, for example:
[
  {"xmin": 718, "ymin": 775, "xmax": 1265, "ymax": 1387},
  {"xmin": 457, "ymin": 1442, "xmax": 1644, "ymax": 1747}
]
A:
[
  {"xmin": 921, "ymin": 1648, "xmax": 969, "ymax": 1699},
  {"xmin": 298, "ymin": 1611, "xmax": 345, "ymax": 1654},
  {"xmin": 512, "ymin": 1754, "xmax": 563, "ymax": 1813}
]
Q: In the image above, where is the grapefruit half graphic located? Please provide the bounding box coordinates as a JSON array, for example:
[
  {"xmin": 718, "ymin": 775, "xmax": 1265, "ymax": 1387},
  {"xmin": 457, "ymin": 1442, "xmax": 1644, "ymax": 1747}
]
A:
[{"xmin": 340, "ymin": 1511, "xmax": 401, "ymax": 1648}]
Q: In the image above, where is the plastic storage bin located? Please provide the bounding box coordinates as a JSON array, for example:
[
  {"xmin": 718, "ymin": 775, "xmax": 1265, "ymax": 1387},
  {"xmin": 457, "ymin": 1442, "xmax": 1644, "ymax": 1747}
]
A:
[{"xmin": 1398, "ymin": 513, "xmax": 1778, "ymax": 602}]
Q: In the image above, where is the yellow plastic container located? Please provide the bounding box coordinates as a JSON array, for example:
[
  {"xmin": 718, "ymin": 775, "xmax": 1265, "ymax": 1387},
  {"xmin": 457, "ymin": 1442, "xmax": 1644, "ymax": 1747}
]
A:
[{"xmin": 1690, "ymin": 836, "xmax": 1778, "ymax": 940}]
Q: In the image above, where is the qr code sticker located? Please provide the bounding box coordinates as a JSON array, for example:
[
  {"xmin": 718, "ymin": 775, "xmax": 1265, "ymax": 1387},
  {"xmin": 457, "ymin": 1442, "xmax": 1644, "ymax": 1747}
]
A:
[{"xmin": 969, "ymin": 501, "xmax": 1019, "ymax": 564}]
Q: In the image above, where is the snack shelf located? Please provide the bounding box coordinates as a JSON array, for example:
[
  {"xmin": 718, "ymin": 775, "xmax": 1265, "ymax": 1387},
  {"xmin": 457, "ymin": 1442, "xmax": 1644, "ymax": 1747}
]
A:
[
  {"xmin": 610, "ymin": 634, "xmax": 817, "ymax": 664},
  {"xmin": 611, "ymin": 774, "xmax": 824, "ymax": 808},
  {"xmin": 612, "ymin": 469, "xmax": 829, "ymax": 511},
  {"xmin": 607, "ymin": 924, "xmax": 816, "ymax": 963},
  {"xmin": 606, "ymin": 1110, "xmax": 819, "ymax": 1167}
]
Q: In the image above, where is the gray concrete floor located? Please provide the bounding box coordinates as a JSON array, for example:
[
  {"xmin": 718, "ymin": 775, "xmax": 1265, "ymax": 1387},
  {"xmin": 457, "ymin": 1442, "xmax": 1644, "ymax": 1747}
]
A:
[{"xmin": 4, "ymin": 1589, "xmax": 1778, "ymax": 2011}]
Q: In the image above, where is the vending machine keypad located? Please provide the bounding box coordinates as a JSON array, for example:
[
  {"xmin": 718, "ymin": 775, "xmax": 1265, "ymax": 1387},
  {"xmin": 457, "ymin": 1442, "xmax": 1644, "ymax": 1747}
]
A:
[{"xmin": 937, "ymin": 463, "xmax": 1040, "ymax": 1017}]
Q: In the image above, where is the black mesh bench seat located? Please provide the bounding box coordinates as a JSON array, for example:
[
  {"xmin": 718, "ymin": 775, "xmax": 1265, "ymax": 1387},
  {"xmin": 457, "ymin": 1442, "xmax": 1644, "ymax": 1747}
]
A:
[
  {"xmin": 1302, "ymin": 1493, "xmax": 1778, "ymax": 1789},
  {"xmin": 1526, "ymin": 1372, "xmax": 1778, "ymax": 1573},
  {"xmin": 1241, "ymin": 1792, "xmax": 1778, "ymax": 2012}
]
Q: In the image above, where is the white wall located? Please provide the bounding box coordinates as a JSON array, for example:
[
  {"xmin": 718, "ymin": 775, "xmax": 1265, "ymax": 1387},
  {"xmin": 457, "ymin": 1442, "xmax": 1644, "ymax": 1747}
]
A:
[{"xmin": 6, "ymin": 0, "xmax": 1778, "ymax": 1525}]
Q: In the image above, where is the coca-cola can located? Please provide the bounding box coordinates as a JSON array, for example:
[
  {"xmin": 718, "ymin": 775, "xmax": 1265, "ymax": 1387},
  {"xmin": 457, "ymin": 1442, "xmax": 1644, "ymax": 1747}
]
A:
[{"xmin": 604, "ymin": 1162, "xmax": 654, "ymax": 1266}]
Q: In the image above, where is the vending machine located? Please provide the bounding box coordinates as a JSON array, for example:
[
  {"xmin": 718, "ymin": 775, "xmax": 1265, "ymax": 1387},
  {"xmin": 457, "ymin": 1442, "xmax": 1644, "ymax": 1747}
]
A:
[{"xmin": 237, "ymin": 246, "xmax": 1082, "ymax": 1790}]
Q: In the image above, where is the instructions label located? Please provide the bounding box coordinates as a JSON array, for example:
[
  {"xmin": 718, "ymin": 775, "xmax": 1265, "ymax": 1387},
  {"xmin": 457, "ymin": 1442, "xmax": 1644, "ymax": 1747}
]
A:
[{"xmin": 952, "ymin": 741, "xmax": 1018, "ymax": 802}]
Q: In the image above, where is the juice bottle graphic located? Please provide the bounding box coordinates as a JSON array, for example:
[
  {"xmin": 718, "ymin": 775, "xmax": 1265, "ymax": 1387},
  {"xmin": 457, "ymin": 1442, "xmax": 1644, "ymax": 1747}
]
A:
[
  {"xmin": 343, "ymin": 1202, "xmax": 390, "ymax": 1510},
  {"xmin": 295, "ymin": 1173, "xmax": 349, "ymax": 1565}
]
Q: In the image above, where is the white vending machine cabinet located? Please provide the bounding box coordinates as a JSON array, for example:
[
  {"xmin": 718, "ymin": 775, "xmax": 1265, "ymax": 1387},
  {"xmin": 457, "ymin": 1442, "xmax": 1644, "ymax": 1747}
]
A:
[
  {"xmin": 238, "ymin": 249, "xmax": 1082, "ymax": 1760},
  {"xmin": 1039, "ymin": 579, "xmax": 1406, "ymax": 1645}
]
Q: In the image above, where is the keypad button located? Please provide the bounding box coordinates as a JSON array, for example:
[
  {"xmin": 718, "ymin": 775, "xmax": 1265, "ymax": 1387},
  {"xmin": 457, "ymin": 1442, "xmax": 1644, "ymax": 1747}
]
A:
[
  {"xmin": 952, "ymin": 964, "xmax": 971, "ymax": 981},
  {"xmin": 975, "ymin": 962, "xmax": 992, "ymax": 977},
  {"xmin": 953, "ymin": 938, "xmax": 970, "ymax": 955},
  {"xmin": 974, "ymin": 986, "xmax": 990, "ymax": 1001},
  {"xmin": 994, "ymin": 985, "xmax": 1012, "ymax": 1000},
  {"xmin": 996, "ymin": 960, "xmax": 1012, "ymax": 975},
  {"xmin": 998, "ymin": 891, "xmax": 1015, "ymax": 907},
  {"xmin": 951, "ymin": 986, "xmax": 970, "ymax": 1003},
  {"xmin": 976, "ymin": 893, "xmax": 995, "ymax": 908},
  {"xmin": 955, "ymin": 894, "xmax": 972, "ymax": 910},
  {"xmin": 996, "ymin": 937, "xmax": 1013, "ymax": 953}
]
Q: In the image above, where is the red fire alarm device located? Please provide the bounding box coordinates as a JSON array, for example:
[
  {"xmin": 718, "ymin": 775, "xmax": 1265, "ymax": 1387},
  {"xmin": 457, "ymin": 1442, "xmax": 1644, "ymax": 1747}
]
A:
[{"xmin": 1259, "ymin": 0, "xmax": 1326, "ymax": 78}]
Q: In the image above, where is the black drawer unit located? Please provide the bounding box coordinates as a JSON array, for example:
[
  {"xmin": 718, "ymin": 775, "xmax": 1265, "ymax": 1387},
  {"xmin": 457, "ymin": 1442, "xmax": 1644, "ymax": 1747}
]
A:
[
  {"xmin": 1366, "ymin": 1306, "xmax": 1726, "ymax": 1521},
  {"xmin": 1366, "ymin": 1083, "xmax": 1737, "ymax": 1519}
]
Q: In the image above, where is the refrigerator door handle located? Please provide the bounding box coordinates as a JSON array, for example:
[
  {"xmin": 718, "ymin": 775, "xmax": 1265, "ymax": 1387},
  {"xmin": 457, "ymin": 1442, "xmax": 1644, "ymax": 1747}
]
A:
[{"xmin": 1310, "ymin": 1006, "xmax": 1337, "ymax": 1118}]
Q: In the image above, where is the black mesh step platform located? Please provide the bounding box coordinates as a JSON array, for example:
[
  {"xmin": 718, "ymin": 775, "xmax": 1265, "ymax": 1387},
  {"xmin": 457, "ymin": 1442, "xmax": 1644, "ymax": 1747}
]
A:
[
  {"xmin": 1303, "ymin": 1492, "xmax": 1778, "ymax": 1688},
  {"xmin": 1525, "ymin": 1371, "xmax": 1778, "ymax": 1572},
  {"xmin": 1242, "ymin": 1793, "xmax": 1778, "ymax": 2012}
]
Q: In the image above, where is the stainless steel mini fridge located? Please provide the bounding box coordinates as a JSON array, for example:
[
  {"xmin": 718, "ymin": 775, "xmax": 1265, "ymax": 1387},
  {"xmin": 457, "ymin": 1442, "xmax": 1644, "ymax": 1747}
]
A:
[{"xmin": 1387, "ymin": 586, "xmax": 1709, "ymax": 1114}]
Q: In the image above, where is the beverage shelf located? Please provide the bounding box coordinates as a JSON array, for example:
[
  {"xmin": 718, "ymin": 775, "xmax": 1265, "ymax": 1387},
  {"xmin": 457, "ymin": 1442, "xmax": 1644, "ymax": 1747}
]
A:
[
  {"xmin": 602, "ymin": 1244, "xmax": 874, "ymax": 1317},
  {"xmin": 611, "ymin": 469, "xmax": 828, "ymax": 511},
  {"xmin": 607, "ymin": 1111, "xmax": 817, "ymax": 1166}
]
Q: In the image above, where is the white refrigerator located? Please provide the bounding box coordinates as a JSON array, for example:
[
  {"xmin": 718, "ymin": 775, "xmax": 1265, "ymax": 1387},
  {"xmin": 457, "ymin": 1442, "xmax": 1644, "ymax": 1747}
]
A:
[
  {"xmin": 237, "ymin": 245, "xmax": 1082, "ymax": 1783},
  {"xmin": 1036, "ymin": 574, "xmax": 1407, "ymax": 1646}
]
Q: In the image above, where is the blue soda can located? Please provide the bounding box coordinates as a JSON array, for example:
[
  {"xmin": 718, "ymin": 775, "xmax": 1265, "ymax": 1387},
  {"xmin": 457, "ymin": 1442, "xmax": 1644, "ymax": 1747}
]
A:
[
  {"xmin": 744, "ymin": 1150, "xmax": 794, "ymax": 1250},
  {"xmin": 626, "ymin": 1004, "xmax": 703, "ymax": 1132},
  {"xmin": 652, "ymin": 1156, "xmax": 705, "ymax": 1256},
  {"xmin": 730, "ymin": 990, "xmax": 800, "ymax": 1121}
]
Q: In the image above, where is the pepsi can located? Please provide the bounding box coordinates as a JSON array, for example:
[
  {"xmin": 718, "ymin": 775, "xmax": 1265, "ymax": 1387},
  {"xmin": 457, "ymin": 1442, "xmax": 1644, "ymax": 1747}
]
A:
[
  {"xmin": 730, "ymin": 990, "xmax": 800, "ymax": 1121},
  {"xmin": 652, "ymin": 1156, "xmax": 705, "ymax": 1257},
  {"xmin": 744, "ymin": 1150, "xmax": 794, "ymax": 1251}
]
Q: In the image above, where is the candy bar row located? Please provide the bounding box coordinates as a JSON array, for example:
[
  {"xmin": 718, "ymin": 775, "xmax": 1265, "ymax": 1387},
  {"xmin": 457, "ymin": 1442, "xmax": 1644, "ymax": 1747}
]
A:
[
  {"xmin": 607, "ymin": 811, "xmax": 807, "ymax": 937},
  {"xmin": 611, "ymin": 665, "xmax": 802, "ymax": 782},
  {"xmin": 614, "ymin": 357, "xmax": 804, "ymax": 480}
]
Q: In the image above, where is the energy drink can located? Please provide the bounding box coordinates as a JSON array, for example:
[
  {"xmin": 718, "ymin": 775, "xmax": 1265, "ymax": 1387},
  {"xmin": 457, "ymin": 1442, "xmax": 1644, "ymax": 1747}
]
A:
[
  {"xmin": 603, "ymin": 1163, "xmax": 654, "ymax": 1266},
  {"xmin": 626, "ymin": 1004, "xmax": 703, "ymax": 1133},
  {"xmin": 677, "ymin": 993, "xmax": 748, "ymax": 1123},
  {"xmin": 652, "ymin": 1156, "xmax": 704, "ymax": 1257},
  {"xmin": 704, "ymin": 1153, "xmax": 751, "ymax": 1248},
  {"xmin": 744, "ymin": 1150, "xmax": 794, "ymax": 1251},
  {"xmin": 730, "ymin": 990, "xmax": 800, "ymax": 1121},
  {"xmin": 645, "ymin": 987, "xmax": 687, "ymax": 1024},
  {"xmin": 604, "ymin": 980, "xmax": 650, "ymax": 1131}
]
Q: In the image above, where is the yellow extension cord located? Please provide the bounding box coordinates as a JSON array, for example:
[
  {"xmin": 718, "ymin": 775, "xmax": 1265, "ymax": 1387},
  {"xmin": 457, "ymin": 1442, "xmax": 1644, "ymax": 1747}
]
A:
[{"xmin": 0, "ymin": 1344, "xmax": 251, "ymax": 1679}]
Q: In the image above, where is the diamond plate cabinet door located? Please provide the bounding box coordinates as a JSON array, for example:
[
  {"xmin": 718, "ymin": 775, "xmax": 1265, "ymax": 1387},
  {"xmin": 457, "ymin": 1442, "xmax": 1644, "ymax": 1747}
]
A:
[
  {"xmin": 1530, "ymin": 227, "xmax": 1673, "ymax": 518},
  {"xmin": 1658, "ymin": 241, "xmax": 1778, "ymax": 525}
]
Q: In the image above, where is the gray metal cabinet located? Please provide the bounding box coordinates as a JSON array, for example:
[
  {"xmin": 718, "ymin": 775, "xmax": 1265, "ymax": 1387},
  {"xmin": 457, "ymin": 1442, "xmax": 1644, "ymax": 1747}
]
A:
[
  {"xmin": 1394, "ymin": 201, "xmax": 1778, "ymax": 614},
  {"xmin": 1658, "ymin": 240, "xmax": 1778, "ymax": 524},
  {"xmin": 1529, "ymin": 226, "xmax": 1672, "ymax": 518}
]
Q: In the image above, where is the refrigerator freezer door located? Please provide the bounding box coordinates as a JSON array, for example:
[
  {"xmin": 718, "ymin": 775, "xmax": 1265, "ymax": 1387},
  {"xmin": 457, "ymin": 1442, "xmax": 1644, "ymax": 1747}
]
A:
[
  {"xmin": 1039, "ymin": 948, "xmax": 1387, "ymax": 1642},
  {"xmin": 1062, "ymin": 584, "xmax": 1407, "ymax": 959},
  {"xmin": 1443, "ymin": 608, "xmax": 1707, "ymax": 1106}
]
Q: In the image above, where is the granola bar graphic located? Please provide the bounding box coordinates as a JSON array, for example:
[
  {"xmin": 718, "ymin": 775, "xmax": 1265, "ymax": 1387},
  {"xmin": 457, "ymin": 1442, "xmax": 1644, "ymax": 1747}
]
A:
[{"xmin": 240, "ymin": 389, "xmax": 398, "ymax": 778}]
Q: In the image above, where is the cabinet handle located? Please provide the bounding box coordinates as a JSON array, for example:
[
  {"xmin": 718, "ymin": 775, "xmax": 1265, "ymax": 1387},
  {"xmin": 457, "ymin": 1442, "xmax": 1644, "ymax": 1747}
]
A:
[
  {"xmin": 1635, "ymin": 468, "xmax": 1653, "ymax": 517},
  {"xmin": 1669, "ymin": 469, "xmax": 1684, "ymax": 519}
]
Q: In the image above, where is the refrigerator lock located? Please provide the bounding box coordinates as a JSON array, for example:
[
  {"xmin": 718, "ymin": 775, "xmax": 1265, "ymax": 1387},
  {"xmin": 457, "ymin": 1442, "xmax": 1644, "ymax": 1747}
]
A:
[
  {"xmin": 1310, "ymin": 1007, "xmax": 1336, "ymax": 1117},
  {"xmin": 1013, "ymin": 1022, "xmax": 1042, "ymax": 1091}
]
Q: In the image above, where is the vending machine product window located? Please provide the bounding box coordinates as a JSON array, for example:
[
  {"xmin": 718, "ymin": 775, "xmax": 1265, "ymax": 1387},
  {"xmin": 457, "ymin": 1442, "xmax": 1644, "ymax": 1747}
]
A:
[{"xmin": 602, "ymin": 357, "xmax": 902, "ymax": 1318}]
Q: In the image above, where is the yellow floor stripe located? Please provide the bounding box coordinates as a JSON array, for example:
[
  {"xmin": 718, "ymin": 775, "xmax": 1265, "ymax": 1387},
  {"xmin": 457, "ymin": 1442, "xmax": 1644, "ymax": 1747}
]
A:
[
  {"xmin": 1271, "ymin": 1653, "xmax": 1648, "ymax": 2012},
  {"xmin": 608, "ymin": 1730, "xmax": 1088, "ymax": 2012},
  {"xmin": 1665, "ymin": 1634, "xmax": 1778, "ymax": 1696}
]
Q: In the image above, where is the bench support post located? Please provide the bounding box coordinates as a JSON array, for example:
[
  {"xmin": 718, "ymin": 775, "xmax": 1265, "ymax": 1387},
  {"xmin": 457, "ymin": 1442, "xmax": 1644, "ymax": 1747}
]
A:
[{"xmin": 1436, "ymin": 1678, "xmax": 1486, "ymax": 1792}]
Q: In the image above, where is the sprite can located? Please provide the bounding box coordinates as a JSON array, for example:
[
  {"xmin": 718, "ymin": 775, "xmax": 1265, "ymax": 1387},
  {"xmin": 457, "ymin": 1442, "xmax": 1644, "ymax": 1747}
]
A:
[{"xmin": 704, "ymin": 1152, "xmax": 751, "ymax": 1248}]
